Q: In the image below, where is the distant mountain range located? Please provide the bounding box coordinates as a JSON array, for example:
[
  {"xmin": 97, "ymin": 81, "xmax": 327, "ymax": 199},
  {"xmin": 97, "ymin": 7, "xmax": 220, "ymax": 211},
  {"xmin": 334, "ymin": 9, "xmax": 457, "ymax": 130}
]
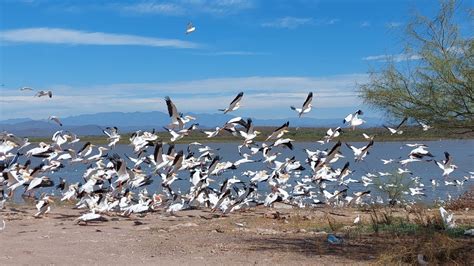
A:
[{"xmin": 0, "ymin": 111, "xmax": 384, "ymax": 137}]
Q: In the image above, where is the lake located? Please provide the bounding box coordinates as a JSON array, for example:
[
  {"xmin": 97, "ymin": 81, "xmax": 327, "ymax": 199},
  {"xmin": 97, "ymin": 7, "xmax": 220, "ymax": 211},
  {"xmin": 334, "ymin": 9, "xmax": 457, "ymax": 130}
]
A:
[{"xmin": 12, "ymin": 139, "xmax": 474, "ymax": 205}]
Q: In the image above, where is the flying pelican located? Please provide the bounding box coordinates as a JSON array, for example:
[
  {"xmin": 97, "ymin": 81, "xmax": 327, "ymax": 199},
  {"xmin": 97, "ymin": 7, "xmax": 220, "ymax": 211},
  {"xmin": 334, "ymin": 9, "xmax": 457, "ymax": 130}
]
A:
[
  {"xmin": 290, "ymin": 92, "xmax": 313, "ymax": 117},
  {"xmin": 323, "ymin": 127, "xmax": 342, "ymax": 143},
  {"xmin": 343, "ymin": 110, "xmax": 365, "ymax": 130},
  {"xmin": 48, "ymin": 116, "xmax": 63, "ymax": 126},
  {"xmin": 34, "ymin": 195, "xmax": 54, "ymax": 218},
  {"xmin": 266, "ymin": 121, "xmax": 289, "ymax": 141},
  {"xmin": 346, "ymin": 140, "xmax": 374, "ymax": 162},
  {"xmin": 418, "ymin": 121, "xmax": 432, "ymax": 131},
  {"xmin": 186, "ymin": 22, "xmax": 196, "ymax": 34},
  {"xmin": 102, "ymin": 127, "xmax": 121, "ymax": 148},
  {"xmin": 435, "ymin": 152, "xmax": 457, "ymax": 176},
  {"xmin": 164, "ymin": 96, "xmax": 192, "ymax": 129},
  {"xmin": 35, "ymin": 90, "xmax": 53, "ymax": 98},
  {"xmin": 219, "ymin": 92, "xmax": 244, "ymax": 114},
  {"xmin": 383, "ymin": 117, "xmax": 408, "ymax": 135}
]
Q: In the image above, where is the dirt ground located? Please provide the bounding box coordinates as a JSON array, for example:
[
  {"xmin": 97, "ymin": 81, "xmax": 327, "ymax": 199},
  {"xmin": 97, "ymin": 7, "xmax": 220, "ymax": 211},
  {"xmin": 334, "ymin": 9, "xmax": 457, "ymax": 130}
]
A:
[{"xmin": 1, "ymin": 203, "xmax": 473, "ymax": 265}]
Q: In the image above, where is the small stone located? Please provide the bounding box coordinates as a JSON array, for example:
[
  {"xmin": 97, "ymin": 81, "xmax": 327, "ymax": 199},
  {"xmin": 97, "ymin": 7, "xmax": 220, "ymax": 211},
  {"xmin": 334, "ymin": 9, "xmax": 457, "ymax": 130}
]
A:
[{"xmin": 264, "ymin": 211, "xmax": 280, "ymax": 219}]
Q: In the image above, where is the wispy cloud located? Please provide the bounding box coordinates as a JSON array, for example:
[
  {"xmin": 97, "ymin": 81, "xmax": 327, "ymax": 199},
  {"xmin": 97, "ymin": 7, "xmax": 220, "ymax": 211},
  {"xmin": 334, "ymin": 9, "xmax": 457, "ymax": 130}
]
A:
[
  {"xmin": 261, "ymin": 17, "xmax": 313, "ymax": 29},
  {"xmin": 0, "ymin": 74, "xmax": 367, "ymax": 119},
  {"xmin": 261, "ymin": 17, "xmax": 339, "ymax": 29},
  {"xmin": 121, "ymin": 2, "xmax": 185, "ymax": 15},
  {"xmin": 362, "ymin": 53, "xmax": 422, "ymax": 62},
  {"xmin": 119, "ymin": 0, "xmax": 255, "ymax": 16},
  {"xmin": 360, "ymin": 21, "xmax": 371, "ymax": 27},
  {"xmin": 0, "ymin": 27, "xmax": 200, "ymax": 49},
  {"xmin": 386, "ymin": 22, "xmax": 402, "ymax": 28},
  {"xmin": 325, "ymin": 18, "xmax": 340, "ymax": 25},
  {"xmin": 194, "ymin": 51, "xmax": 269, "ymax": 56}
]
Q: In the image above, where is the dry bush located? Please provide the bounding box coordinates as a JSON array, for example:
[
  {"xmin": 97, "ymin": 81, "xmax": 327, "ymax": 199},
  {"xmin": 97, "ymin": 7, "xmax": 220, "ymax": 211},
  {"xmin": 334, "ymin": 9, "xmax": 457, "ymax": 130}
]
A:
[
  {"xmin": 406, "ymin": 205, "xmax": 445, "ymax": 230},
  {"xmin": 369, "ymin": 206, "xmax": 396, "ymax": 234},
  {"xmin": 325, "ymin": 213, "xmax": 344, "ymax": 232},
  {"xmin": 377, "ymin": 233, "xmax": 473, "ymax": 265},
  {"xmin": 446, "ymin": 186, "xmax": 474, "ymax": 211}
]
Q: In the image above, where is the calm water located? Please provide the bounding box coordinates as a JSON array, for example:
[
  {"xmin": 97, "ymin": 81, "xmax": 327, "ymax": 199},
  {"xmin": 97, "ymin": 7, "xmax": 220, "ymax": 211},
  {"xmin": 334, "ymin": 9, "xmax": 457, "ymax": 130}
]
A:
[{"xmin": 15, "ymin": 139, "xmax": 474, "ymax": 205}]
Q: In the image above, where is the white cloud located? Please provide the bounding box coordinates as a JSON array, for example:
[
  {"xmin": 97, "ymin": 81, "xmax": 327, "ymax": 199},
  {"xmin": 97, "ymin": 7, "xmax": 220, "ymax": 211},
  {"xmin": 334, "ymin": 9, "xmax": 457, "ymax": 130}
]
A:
[
  {"xmin": 262, "ymin": 17, "xmax": 313, "ymax": 29},
  {"xmin": 0, "ymin": 27, "xmax": 199, "ymax": 49},
  {"xmin": 362, "ymin": 53, "xmax": 422, "ymax": 63},
  {"xmin": 360, "ymin": 21, "xmax": 371, "ymax": 27},
  {"xmin": 261, "ymin": 17, "xmax": 340, "ymax": 29},
  {"xmin": 121, "ymin": 2, "xmax": 185, "ymax": 15},
  {"xmin": 0, "ymin": 74, "xmax": 367, "ymax": 119},
  {"xmin": 193, "ymin": 51, "xmax": 269, "ymax": 56},
  {"xmin": 120, "ymin": 0, "xmax": 255, "ymax": 16},
  {"xmin": 325, "ymin": 19, "xmax": 340, "ymax": 25},
  {"xmin": 386, "ymin": 22, "xmax": 402, "ymax": 28}
]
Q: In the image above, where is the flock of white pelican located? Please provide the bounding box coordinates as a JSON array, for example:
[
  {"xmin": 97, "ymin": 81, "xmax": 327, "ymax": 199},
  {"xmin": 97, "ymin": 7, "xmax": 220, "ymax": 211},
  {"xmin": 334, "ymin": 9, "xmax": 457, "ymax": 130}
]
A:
[{"xmin": 0, "ymin": 89, "xmax": 473, "ymax": 226}]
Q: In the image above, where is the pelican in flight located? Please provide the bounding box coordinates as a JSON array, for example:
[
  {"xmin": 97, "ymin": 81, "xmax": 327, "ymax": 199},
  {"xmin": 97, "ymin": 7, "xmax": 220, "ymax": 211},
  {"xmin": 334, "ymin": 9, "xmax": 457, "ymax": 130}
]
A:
[
  {"xmin": 343, "ymin": 110, "xmax": 365, "ymax": 130},
  {"xmin": 186, "ymin": 22, "xmax": 196, "ymax": 34},
  {"xmin": 290, "ymin": 92, "xmax": 313, "ymax": 117},
  {"xmin": 266, "ymin": 121, "xmax": 289, "ymax": 141},
  {"xmin": 102, "ymin": 127, "xmax": 121, "ymax": 148},
  {"xmin": 435, "ymin": 152, "xmax": 457, "ymax": 176},
  {"xmin": 34, "ymin": 195, "xmax": 54, "ymax": 218},
  {"xmin": 48, "ymin": 116, "xmax": 63, "ymax": 126},
  {"xmin": 418, "ymin": 121, "xmax": 432, "ymax": 131},
  {"xmin": 35, "ymin": 90, "xmax": 53, "ymax": 98},
  {"xmin": 383, "ymin": 117, "xmax": 407, "ymax": 135},
  {"xmin": 219, "ymin": 92, "xmax": 244, "ymax": 114},
  {"xmin": 346, "ymin": 140, "xmax": 374, "ymax": 162}
]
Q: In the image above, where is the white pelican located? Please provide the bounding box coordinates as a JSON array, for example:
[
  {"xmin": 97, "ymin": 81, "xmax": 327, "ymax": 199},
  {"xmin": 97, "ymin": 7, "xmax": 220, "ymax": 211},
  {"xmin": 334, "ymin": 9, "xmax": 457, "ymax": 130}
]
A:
[
  {"xmin": 343, "ymin": 110, "xmax": 365, "ymax": 130},
  {"xmin": 383, "ymin": 117, "xmax": 407, "ymax": 135},
  {"xmin": 266, "ymin": 121, "xmax": 289, "ymax": 141},
  {"xmin": 439, "ymin": 207, "xmax": 456, "ymax": 229},
  {"xmin": 48, "ymin": 116, "xmax": 63, "ymax": 126},
  {"xmin": 186, "ymin": 22, "xmax": 196, "ymax": 34},
  {"xmin": 34, "ymin": 195, "xmax": 53, "ymax": 217},
  {"xmin": 353, "ymin": 215, "xmax": 360, "ymax": 224},
  {"xmin": 219, "ymin": 92, "xmax": 244, "ymax": 114},
  {"xmin": 35, "ymin": 90, "xmax": 53, "ymax": 98},
  {"xmin": 76, "ymin": 210, "xmax": 107, "ymax": 224},
  {"xmin": 435, "ymin": 152, "xmax": 457, "ymax": 176},
  {"xmin": 345, "ymin": 140, "xmax": 374, "ymax": 162},
  {"xmin": 102, "ymin": 127, "xmax": 121, "ymax": 148},
  {"xmin": 290, "ymin": 92, "xmax": 313, "ymax": 117},
  {"xmin": 418, "ymin": 121, "xmax": 432, "ymax": 131}
]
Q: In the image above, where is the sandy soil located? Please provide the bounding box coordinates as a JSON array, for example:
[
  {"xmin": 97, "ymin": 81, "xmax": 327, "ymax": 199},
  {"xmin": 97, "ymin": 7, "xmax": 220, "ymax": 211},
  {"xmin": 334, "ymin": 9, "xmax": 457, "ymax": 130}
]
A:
[{"xmin": 1, "ymin": 203, "xmax": 473, "ymax": 265}]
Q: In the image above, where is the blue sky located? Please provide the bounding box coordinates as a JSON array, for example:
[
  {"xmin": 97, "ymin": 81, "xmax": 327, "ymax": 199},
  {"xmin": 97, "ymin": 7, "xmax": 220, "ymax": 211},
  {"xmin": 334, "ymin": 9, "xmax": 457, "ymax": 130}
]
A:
[{"xmin": 0, "ymin": 0, "xmax": 470, "ymax": 120}]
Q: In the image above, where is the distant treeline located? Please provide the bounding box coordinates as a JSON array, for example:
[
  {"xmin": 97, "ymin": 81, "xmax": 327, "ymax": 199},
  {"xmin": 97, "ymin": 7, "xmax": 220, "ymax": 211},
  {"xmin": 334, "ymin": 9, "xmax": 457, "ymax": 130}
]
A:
[{"xmin": 29, "ymin": 126, "xmax": 474, "ymax": 144}]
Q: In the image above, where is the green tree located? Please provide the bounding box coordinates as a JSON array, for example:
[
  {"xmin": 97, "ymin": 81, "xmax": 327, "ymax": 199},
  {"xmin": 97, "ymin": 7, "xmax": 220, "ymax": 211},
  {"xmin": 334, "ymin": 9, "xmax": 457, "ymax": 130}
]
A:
[{"xmin": 359, "ymin": 0, "xmax": 473, "ymax": 131}]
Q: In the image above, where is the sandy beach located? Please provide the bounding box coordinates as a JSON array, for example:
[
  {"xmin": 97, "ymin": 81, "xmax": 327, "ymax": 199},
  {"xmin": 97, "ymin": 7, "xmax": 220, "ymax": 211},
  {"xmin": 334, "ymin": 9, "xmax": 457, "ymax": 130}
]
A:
[{"xmin": 1, "ymin": 203, "xmax": 473, "ymax": 265}]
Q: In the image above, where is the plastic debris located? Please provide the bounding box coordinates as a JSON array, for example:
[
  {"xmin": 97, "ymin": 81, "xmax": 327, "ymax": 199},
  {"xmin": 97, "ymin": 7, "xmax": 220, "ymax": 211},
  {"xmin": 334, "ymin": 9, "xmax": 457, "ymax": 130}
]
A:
[{"xmin": 327, "ymin": 234, "xmax": 343, "ymax": 245}]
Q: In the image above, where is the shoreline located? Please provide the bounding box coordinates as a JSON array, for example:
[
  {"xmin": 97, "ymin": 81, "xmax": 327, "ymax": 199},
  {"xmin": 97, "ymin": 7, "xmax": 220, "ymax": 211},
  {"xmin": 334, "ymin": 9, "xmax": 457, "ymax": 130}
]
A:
[
  {"xmin": 26, "ymin": 127, "xmax": 474, "ymax": 145},
  {"xmin": 1, "ymin": 204, "xmax": 473, "ymax": 264}
]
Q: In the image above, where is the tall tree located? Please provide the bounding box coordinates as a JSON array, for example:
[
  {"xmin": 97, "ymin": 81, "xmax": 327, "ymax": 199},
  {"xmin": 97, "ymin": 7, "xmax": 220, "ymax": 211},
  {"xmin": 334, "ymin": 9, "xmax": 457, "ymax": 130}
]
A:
[{"xmin": 359, "ymin": 0, "xmax": 473, "ymax": 131}]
